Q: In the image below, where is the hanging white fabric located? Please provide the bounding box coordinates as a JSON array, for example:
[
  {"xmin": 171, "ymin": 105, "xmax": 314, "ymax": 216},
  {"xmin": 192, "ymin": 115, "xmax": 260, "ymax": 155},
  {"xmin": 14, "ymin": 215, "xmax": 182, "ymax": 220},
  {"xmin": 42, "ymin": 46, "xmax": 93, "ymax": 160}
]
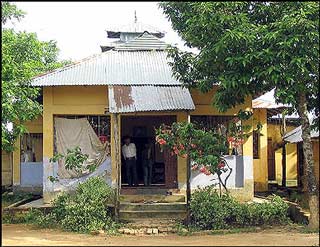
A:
[{"xmin": 54, "ymin": 117, "xmax": 110, "ymax": 179}]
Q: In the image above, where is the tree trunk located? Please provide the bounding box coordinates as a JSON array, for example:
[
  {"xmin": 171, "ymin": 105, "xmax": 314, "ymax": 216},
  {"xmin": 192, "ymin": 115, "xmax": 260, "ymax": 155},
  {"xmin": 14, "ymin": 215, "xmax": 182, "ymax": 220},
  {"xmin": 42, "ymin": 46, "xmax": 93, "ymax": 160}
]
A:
[{"xmin": 297, "ymin": 93, "xmax": 319, "ymax": 230}]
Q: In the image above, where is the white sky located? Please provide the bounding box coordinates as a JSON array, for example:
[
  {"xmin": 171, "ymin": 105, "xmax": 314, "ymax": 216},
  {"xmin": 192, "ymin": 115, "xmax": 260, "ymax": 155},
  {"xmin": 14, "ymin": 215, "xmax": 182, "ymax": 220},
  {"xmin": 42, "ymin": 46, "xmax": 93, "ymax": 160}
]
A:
[{"xmin": 8, "ymin": 1, "xmax": 196, "ymax": 61}]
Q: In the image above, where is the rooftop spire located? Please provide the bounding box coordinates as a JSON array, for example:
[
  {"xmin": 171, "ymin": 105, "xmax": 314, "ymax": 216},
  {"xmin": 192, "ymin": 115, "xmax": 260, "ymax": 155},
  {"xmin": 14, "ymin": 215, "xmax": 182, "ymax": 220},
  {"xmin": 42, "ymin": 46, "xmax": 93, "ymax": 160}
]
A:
[{"xmin": 134, "ymin": 10, "xmax": 137, "ymax": 23}]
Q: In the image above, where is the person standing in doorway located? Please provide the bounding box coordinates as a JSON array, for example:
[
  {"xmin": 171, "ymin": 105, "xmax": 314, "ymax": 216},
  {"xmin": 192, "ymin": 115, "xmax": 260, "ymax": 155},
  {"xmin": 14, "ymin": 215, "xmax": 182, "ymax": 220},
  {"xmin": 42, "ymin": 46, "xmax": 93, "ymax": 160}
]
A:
[
  {"xmin": 122, "ymin": 136, "xmax": 138, "ymax": 187},
  {"xmin": 142, "ymin": 140, "xmax": 154, "ymax": 186}
]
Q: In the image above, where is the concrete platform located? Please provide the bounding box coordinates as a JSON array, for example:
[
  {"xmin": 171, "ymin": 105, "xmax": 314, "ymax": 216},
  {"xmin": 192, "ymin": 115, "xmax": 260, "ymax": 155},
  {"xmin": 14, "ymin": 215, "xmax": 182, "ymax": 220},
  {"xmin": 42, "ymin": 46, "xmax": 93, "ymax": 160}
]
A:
[{"xmin": 17, "ymin": 198, "xmax": 52, "ymax": 209}]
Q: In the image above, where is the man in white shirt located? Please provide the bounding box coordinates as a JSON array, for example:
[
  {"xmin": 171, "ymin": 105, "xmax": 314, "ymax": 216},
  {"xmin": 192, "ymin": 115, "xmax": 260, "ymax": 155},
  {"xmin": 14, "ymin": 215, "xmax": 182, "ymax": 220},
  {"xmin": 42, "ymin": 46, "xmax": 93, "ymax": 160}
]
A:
[{"xmin": 122, "ymin": 136, "xmax": 138, "ymax": 186}]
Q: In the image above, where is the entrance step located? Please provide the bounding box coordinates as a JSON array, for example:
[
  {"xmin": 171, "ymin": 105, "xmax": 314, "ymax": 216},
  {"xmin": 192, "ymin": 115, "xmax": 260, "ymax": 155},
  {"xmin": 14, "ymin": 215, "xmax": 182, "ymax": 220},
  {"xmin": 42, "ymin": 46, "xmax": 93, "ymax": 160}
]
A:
[
  {"xmin": 120, "ymin": 202, "xmax": 186, "ymax": 211},
  {"xmin": 119, "ymin": 202, "xmax": 187, "ymax": 221},
  {"xmin": 119, "ymin": 194, "xmax": 185, "ymax": 203},
  {"xmin": 120, "ymin": 187, "xmax": 181, "ymax": 195},
  {"xmin": 119, "ymin": 209, "xmax": 187, "ymax": 220}
]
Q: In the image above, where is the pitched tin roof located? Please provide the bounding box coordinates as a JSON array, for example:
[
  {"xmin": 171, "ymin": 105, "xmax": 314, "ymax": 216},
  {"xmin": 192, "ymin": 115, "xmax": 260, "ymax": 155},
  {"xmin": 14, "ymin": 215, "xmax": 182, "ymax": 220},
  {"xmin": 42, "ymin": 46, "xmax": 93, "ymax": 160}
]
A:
[
  {"xmin": 31, "ymin": 33, "xmax": 178, "ymax": 86},
  {"xmin": 283, "ymin": 126, "xmax": 319, "ymax": 143},
  {"xmin": 108, "ymin": 85, "xmax": 195, "ymax": 113},
  {"xmin": 115, "ymin": 32, "xmax": 168, "ymax": 51},
  {"xmin": 31, "ymin": 51, "xmax": 180, "ymax": 86}
]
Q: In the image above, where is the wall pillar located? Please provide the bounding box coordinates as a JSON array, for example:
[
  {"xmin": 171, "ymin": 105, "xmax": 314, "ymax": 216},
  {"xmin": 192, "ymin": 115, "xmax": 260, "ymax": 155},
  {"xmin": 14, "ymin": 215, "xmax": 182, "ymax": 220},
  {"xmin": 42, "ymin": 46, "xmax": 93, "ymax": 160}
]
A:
[
  {"xmin": 242, "ymin": 108, "xmax": 254, "ymax": 200},
  {"xmin": 12, "ymin": 136, "xmax": 20, "ymax": 186},
  {"xmin": 253, "ymin": 109, "xmax": 268, "ymax": 192},
  {"xmin": 111, "ymin": 113, "xmax": 121, "ymax": 188},
  {"xmin": 176, "ymin": 112, "xmax": 188, "ymax": 193},
  {"xmin": 43, "ymin": 87, "xmax": 54, "ymax": 203}
]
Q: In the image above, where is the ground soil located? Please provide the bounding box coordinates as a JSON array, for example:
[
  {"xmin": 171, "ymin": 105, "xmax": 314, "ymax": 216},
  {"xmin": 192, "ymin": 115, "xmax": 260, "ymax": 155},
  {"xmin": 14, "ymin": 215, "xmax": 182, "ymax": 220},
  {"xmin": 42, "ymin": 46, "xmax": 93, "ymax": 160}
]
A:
[{"xmin": 2, "ymin": 224, "xmax": 319, "ymax": 246}]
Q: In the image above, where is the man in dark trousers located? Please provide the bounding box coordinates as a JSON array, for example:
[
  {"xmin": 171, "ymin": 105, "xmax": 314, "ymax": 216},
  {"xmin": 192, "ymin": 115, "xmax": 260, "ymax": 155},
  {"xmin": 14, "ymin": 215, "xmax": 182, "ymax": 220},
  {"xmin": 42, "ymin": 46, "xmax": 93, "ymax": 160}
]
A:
[
  {"xmin": 142, "ymin": 140, "xmax": 154, "ymax": 186},
  {"xmin": 122, "ymin": 136, "xmax": 138, "ymax": 186}
]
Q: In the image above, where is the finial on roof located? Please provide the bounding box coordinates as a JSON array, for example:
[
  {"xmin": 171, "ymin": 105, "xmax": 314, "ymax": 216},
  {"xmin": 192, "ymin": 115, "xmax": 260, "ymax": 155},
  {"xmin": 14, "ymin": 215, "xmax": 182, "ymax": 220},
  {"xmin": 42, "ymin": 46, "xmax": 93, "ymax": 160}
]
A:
[{"xmin": 134, "ymin": 10, "xmax": 137, "ymax": 23}]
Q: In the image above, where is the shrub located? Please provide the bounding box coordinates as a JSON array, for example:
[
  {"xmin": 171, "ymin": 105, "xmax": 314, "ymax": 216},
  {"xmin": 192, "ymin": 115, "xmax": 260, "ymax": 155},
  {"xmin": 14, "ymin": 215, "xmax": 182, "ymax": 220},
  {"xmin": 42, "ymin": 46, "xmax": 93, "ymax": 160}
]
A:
[
  {"xmin": 55, "ymin": 177, "xmax": 115, "ymax": 233},
  {"xmin": 190, "ymin": 186, "xmax": 289, "ymax": 230},
  {"xmin": 22, "ymin": 177, "xmax": 116, "ymax": 233}
]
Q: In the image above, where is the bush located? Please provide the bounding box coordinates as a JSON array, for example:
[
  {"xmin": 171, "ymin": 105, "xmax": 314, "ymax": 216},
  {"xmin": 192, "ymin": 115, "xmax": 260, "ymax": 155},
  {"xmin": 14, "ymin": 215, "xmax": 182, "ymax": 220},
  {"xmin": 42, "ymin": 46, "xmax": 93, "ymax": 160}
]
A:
[
  {"xmin": 190, "ymin": 186, "xmax": 289, "ymax": 230},
  {"xmin": 23, "ymin": 177, "xmax": 116, "ymax": 233},
  {"xmin": 57, "ymin": 177, "xmax": 115, "ymax": 233}
]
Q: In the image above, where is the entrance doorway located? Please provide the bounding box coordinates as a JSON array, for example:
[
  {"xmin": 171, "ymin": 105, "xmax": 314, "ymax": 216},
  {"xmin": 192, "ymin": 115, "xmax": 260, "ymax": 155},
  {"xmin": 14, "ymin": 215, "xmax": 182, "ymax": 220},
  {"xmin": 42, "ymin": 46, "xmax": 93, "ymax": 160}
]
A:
[{"xmin": 121, "ymin": 115, "xmax": 177, "ymax": 188}]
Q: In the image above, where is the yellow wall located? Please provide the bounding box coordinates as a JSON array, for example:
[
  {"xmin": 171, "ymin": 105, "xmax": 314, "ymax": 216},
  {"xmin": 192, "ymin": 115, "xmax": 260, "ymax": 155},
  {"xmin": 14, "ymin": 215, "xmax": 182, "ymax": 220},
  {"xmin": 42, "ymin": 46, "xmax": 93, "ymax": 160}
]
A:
[
  {"xmin": 2, "ymin": 151, "xmax": 12, "ymax": 186},
  {"xmin": 190, "ymin": 88, "xmax": 254, "ymax": 201},
  {"xmin": 190, "ymin": 88, "xmax": 253, "ymax": 157},
  {"xmin": 42, "ymin": 86, "xmax": 109, "ymax": 202},
  {"xmin": 268, "ymin": 124, "xmax": 298, "ymax": 186},
  {"xmin": 252, "ymin": 109, "xmax": 268, "ymax": 191},
  {"xmin": 12, "ymin": 85, "xmax": 253, "ymax": 202}
]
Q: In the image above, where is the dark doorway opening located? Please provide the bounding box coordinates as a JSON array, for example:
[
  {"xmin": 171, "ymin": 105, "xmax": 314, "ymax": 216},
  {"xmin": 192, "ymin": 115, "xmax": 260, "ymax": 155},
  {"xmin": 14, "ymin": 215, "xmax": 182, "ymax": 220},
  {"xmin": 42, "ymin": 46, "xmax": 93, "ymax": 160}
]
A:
[{"xmin": 120, "ymin": 115, "xmax": 177, "ymax": 188}]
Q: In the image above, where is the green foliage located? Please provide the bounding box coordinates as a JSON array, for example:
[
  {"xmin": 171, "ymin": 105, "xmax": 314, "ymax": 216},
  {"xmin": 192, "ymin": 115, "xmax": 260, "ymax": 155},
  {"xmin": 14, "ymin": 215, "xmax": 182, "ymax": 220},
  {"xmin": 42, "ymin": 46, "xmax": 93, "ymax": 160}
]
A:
[
  {"xmin": 190, "ymin": 186, "xmax": 290, "ymax": 230},
  {"xmin": 54, "ymin": 177, "xmax": 115, "ymax": 233},
  {"xmin": 156, "ymin": 122, "xmax": 227, "ymax": 171},
  {"xmin": 63, "ymin": 146, "xmax": 89, "ymax": 172},
  {"xmin": 49, "ymin": 146, "xmax": 98, "ymax": 180},
  {"xmin": 20, "ymin": 177, "xmax": 116, "ymax": 234},
  {"xmin": 1, "ymin": 2, "xmax": 70, "ymax": 152},
  {"xmin": 1, "ymin": 2, "xmax": 25, "ymax": 25},
  {"xmin": 160, "ymin": 2, "xmax": 319, "ymax": 128}
]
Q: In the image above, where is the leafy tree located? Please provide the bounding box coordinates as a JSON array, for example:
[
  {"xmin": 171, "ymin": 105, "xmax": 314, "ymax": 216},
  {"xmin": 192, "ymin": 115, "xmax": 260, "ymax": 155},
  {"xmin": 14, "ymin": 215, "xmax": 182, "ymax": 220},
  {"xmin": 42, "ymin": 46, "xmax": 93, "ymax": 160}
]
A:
[
  {"xmin": 1, "ymin": 2, "xmax": 69, "ymax": 152},
  {"xmin": 156, "ymin": 122, "xmax": 230, "ymax": 193},
  {"xmin": 160, "ymin": 2, "xmax": 319, "ymax": 229}
]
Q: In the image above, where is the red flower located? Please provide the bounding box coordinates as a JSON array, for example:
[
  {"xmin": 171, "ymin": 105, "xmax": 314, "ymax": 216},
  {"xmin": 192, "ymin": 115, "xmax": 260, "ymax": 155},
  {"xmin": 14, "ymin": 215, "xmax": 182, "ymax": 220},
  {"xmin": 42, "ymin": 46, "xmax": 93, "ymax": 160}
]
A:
[
  {"xmin": 191, "ymin": 164, "xmax": 198, "ymax": 170},
  {"xmin": 228, "ymin": 137, "xmax": 235, "ymax": 143},
  {"xmin": 218, "ymin": 162, "xmax": 225, "ymax": 169},
  {"xmin": 158, "ymin": 138, "xmax": 167, "ymax": 145},
  {"xmin": 181, "ymin": 153, "xmax": 187, "ymax": 158},
  {"xmin": 199, "ymin": 166, "xmax": 206, "ymax": 173},
  {"xmin": 191, "ymin": 143, "xmax": 197, "ymax": 148},
  {"xmin": 204, "ymin": 170, "xmax": 211, "ymax": 176},
  {"xmin": 179, "ymin": 144, "xmax": 185, "ymax": 150}
]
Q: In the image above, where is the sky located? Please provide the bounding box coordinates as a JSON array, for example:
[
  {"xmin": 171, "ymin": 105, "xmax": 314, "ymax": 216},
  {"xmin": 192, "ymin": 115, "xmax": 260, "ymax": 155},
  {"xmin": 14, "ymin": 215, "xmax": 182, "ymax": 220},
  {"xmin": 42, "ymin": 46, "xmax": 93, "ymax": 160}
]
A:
[{"xmin": 8, "ymin": 1, "xmax": 196, "ymax": 61}]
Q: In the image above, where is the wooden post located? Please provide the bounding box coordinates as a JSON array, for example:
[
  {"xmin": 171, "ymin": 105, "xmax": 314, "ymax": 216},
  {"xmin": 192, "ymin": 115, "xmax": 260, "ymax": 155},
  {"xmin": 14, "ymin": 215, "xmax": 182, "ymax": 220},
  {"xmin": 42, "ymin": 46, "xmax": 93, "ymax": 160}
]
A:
[
  {"xmin": 281, "ymin": 145, "xmax": 286, "ymax": 187},
  {"xmin": 112, "ymin": 113, "xmax": 121, "ymax": 221},
  {"xmin": 280, "ymin": 112, "xmax": 287, "ymax": 187}
]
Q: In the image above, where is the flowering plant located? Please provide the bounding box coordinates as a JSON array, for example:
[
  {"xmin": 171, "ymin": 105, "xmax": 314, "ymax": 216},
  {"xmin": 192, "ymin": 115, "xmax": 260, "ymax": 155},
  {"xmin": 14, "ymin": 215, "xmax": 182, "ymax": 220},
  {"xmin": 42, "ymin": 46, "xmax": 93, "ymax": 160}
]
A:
[
  {"xmin": 226, "ymin": 110, "xmax": 253, "ymax": 155},
  {"xmin": 155, "ymin": 122, "xmax": 232, "ymax": 194}
]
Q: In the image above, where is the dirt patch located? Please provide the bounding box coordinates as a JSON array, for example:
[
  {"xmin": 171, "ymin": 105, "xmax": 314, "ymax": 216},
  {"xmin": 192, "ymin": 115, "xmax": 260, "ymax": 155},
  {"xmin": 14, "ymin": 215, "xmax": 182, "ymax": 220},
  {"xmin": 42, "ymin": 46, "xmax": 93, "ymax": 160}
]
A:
[{"xmin": 2, "ymin": 224, "xmax": 319, "ymax": 246}]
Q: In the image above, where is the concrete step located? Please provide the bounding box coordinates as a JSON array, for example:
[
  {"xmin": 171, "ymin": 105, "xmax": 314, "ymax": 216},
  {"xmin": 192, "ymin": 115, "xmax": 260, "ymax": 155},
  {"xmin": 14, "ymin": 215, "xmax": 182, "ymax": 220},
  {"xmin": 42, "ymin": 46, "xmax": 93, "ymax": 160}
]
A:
[
  {"xmin": 120, "ymin": 202, "xmax": 186, "ymax": 211},
  {"xmin": 119, "ymin": 210, "xmax": 187, "ymax": 220},
  {"xmin": 121, "ymin": 187, "xmax": 170, "ymax": 195},
  {"xmin": 122, "ymin": 218, "xmax": 179, "ymax": 228},
  {"xmin": 119, "ymin": 194, "xmax": 185, "ymax": 203}
]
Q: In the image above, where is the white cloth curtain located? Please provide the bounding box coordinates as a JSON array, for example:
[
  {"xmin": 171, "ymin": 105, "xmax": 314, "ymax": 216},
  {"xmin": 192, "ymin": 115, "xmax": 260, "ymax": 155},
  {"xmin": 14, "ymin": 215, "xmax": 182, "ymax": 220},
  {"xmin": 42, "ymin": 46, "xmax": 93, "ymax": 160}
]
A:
[{"xmin": 54, "ymin": 117, "xmax": 110, "ymax": 179}]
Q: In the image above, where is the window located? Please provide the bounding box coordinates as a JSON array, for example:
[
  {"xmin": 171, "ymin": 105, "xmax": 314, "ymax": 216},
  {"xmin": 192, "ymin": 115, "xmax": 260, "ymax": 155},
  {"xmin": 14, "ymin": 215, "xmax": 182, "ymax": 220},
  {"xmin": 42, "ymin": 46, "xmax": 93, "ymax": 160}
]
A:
[
  {"xmin": 20, "ymin": 133, "xmax": 43, "ymax": 162},
  {"xmin": 191, "ymin": 115, "xmax": 243, "ymax": 155},
  {"xmin": 53, "ymin": 115, "xmax": 111, "ymax": 153},
  {"xmin": 253, "ymin": 130, "xmax": 260, "ymax": 159}
]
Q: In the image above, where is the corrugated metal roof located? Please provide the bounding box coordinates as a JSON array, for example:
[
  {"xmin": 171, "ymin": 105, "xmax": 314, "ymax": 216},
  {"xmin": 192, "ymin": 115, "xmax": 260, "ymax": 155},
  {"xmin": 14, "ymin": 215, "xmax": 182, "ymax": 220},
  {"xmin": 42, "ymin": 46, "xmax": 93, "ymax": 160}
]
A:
[
  {"xmin": 106, "ymin": 22, "xmax": 165, "ymax": 38},
  {"xmin": 115, "ymin": 32, "xmax": 168, "ymax": 51},
  {"xmin": 283, "ymin": 126, "xmax": 319, "ymax": 143},
  {"xmin": 108, "ymin": 85, "xmax": 195, "ymax": 113},
  {"xmin": 252, "ymin": 89, "xmax": 290, "ymax": 109},
  {"xmin": 31, "ymin": 50, "xmax": 181, "ymax": 86}
]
